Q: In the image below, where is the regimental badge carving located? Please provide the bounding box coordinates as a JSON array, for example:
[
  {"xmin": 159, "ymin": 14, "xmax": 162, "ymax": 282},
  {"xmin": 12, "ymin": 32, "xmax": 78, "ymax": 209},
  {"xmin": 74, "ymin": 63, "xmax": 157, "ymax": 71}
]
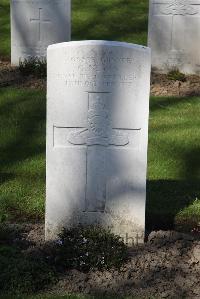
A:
[
  {"xmin": 68, "ymin": 93, "xmax": 129, "ymax": 147},
  {"xmin": 161, "ymin": 0, "xmax": 198, "ymax": 15}
]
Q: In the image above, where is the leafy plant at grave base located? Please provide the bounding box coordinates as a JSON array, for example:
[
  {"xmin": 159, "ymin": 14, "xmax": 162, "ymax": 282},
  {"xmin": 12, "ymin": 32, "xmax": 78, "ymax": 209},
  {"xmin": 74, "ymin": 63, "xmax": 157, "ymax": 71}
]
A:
[
  {"xmin": 0, "ymin": 212, "xmax": 8, "ymax": 224},
  {"xmin": 175, "ymin": 198, "xmax": 200, "ymax": 233},
  {"xmin": 19, "ymin": 57, "xmax": 47, "ymax": 78},
  {"xmin": 55, "ymin": 225, "xmax": 128, "ymax": 272},
  {"xmin": 167, "ymin": 68, "xmax": 186, "ymax": 82}
]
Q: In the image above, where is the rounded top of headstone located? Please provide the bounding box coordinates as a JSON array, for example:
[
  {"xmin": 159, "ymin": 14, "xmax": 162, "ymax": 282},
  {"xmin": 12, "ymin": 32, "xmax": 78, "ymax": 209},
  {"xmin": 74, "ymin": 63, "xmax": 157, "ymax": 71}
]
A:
[{"xmin": 48, "ymin": 40, "xmax": 150, "ymax": 53}]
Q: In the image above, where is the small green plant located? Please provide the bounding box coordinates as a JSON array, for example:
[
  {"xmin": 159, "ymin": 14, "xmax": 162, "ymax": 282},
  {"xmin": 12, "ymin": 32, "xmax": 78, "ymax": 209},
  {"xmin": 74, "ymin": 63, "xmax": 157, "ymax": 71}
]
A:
[
  {"xmin": 55, "ymin": 225, "xmax": 128, "ymax": 272},
  {"xmin": 19, "ymin": 57, "xmax": 47, "ymax": 78},
  {"xmin": 0, "ymin": 213, "xmax": 8, "ymax": 224},
  {"xmin": 175, "ymin": 198, "xmax": 200, "ymax": 233},
  {"xmin": 167, "ymin": 68, "xmax": 186, "ymax": 82}
]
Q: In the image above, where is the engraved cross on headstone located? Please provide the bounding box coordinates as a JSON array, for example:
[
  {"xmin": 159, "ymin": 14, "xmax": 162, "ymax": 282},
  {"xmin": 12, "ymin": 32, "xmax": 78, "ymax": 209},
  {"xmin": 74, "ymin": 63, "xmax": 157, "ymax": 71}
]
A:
[
  {"xmin": 30, "ymin": 8, "xmax": 51, "ymax": 41},
  {"xmin": 56, "ymin": 92, "xmax": 141, "ymax": 212},
  {"xmin": 153, "ymin": 0, "xmax": 199, "ymax": 64}
]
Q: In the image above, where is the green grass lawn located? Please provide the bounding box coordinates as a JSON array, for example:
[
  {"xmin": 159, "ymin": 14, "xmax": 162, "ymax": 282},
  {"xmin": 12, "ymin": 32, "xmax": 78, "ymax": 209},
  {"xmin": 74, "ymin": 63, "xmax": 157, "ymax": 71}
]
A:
[
  {"xmin": 147, "ymin": 96, "xmax": 200, "ymax": 231},
  {"xmin": 0, "ymin": 87, "xmax": 199, "ymax": 230},
  {"xmin": 1, "ymin": 1, "xmax": 199, "ymax": 298},
  {"xmin": 0, "ymin": 2, "xmax": 199, "ymax": 298},
  {"xmin": 0, "ymin": 0, "xmax": 199, "ymax": 231},
  {"xmin": 0, "ymin": 0, "xmax": 148, "ymax": 58},
  {"xmin": 0, "ymin": 0, "xmax": 10, "ymax": 58},
  {"xmin": 0, "ymin": 88, "xmax": 45, "ymax": 222},
  {"xmin": 72, "ymin": 0, "xmax": 148, "ymax": 44},
  {"xmin": 0, "ymin": 0, "xmax": 198, "ymax": 230}
]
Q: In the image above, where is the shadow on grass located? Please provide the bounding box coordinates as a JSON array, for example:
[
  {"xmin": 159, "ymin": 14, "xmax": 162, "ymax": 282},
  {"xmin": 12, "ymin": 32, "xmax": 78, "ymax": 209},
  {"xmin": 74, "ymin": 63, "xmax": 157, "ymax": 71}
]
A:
[
  {"xmin": 184, "ymin": 147, "xmax": 200, "ymax": 181},
  {"xmin": 0, "ymin": 88, "xmax": 199, "ymax": 297},
  {"xmin": 146, "ymin": 179, "xmax": 200, "ymax": 231},
  {"xmin": 149, "ymin": 95, "xmax": 200, "ymax": 111},
  {"xmin": 0, "ymin": 89, "xmax": 200, "ymax": 230},
  {"xmin": 0, "ymin": 88, "xmax": 46, "ymax": 220},
  {"xmin": 72, "ymin": 0, "xmax": 148, "ymax": 45},
  {"xmin": 147, "ymin": 96, "xmax": 200, "ymax": 231},
  {"xmin": 0, "ymin": 92, "xmax": 45, "ymax": 169},
  {"xmin": 0, "ymin": 0, "xmax": 10, "ymax": 59},
  {"xmin": 0, "ymin": 0, "xmax": 148, "ymax": 60}
]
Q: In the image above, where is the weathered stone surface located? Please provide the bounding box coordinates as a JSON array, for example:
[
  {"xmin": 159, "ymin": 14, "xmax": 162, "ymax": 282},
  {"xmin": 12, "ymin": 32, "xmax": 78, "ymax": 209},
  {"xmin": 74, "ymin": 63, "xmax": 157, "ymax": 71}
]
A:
[
  {"xmin": 46, "ymin": 40, "xmax": 151, "ymax": 244},
  {"xmin": 148, "ymin": 0, "xmax": 200, "ymax": 74},
  {"xmin": 11, "ymin": 0, "xmax": 71, "ymax": 65}
]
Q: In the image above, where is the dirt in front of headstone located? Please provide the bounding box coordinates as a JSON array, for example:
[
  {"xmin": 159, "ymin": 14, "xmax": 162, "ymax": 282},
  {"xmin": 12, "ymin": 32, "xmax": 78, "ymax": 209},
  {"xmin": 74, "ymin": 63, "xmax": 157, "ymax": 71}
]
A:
[
  {"xmin": 0, "ymin": 60, "xmax": 46, "ymax": 90},
  {"xmin": 1, "ymin": 223, "xmax": 200, "ymax": 298},
  {"xmin": 151, "ymin": 72, "xmax": 200, "ymax": 97},
  {"xmin": 1, "ymin": 60, "xmax": 200, "ymax": 96},
  {"xmin": 49, "ymin": 230, "xmax": 200, "ymax": 299}
]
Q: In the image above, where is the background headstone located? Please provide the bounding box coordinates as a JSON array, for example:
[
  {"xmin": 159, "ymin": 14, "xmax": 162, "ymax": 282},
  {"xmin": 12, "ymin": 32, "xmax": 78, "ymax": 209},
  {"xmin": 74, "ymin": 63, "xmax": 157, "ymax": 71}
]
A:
[
  {"xmin": 148, "ymin": 0, "xmax": 200, "ymax": 74},
  {"xmin": 46, "ymin": 41, "xmax": 151, "ymax": 245},
  {"xmin": 11, "ymin": 0, "xmax": 71, "ymax": 65}
]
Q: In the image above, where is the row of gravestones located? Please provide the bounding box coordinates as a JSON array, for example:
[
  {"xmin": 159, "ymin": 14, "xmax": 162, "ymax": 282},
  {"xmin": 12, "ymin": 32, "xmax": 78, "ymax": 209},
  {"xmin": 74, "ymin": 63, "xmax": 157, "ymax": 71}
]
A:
[
  {"xmin": 10, "ymin": 0, "xmax": 199, "ymax": 245},
  {"xmin": 11, "ymin": 0, "xmax": 200, "ymax": 74}
]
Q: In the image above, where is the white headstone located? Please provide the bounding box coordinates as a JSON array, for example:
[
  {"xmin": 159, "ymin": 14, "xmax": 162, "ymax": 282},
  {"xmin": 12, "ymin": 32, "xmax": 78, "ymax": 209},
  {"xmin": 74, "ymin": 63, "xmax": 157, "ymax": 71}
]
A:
[
  {"xmin": 10, "ymin": 0, "xmax": 71, "ymax": 65},
  {"xmin": 46, "ymin": 41, "xmax": 151, "ymax": 245},
  {"xmin": 148, "ymin": 0, "xmax": 200, "ymax": 74}
]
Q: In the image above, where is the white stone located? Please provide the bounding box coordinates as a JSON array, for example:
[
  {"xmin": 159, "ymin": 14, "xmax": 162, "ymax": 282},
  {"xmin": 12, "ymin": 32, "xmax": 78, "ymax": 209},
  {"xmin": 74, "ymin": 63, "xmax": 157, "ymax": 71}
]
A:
[
  {"xmin": 148, "ymin": 0, "xmax": 200, "ymax": 74},
  {"xmin": 46, "ymin": 41, "xmax": 151, "ymax": 245},
  {"xmin": 10, "ymin": 0, "xmax": 71, "ymax": 65}
]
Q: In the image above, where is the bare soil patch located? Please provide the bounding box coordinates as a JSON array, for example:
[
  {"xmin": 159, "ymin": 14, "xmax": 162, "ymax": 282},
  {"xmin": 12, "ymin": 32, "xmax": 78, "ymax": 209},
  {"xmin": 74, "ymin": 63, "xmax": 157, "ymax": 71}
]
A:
[
  {"xmin": 3, "ymin": 223, "xmax": 200, "ymax": 299},
  {"xmin": 0, "ymin": 60, "xmax": 45, "ymax": 90},
  {"xmin": 151, "ymin": 72, "xmax": 200, "ymax": 97}
]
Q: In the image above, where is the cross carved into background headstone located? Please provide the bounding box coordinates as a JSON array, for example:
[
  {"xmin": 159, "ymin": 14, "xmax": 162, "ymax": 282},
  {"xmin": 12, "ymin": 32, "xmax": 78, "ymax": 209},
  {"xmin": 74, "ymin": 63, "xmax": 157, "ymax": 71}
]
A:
[
  {"xmin": 153, "ymin": 0, "xmax": 199, "ymax": 64},
  {"xmin": 30, "ymin": 8, "xmax": 51, "ymax": 41}
]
